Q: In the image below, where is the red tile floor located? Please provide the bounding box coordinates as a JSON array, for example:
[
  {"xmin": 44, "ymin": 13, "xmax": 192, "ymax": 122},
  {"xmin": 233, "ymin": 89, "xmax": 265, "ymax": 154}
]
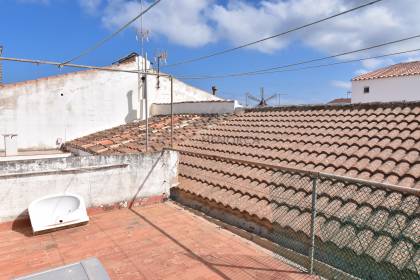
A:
[{"xmin": 0, "ymin": 202, "xmax": 317, "ymax": 280}]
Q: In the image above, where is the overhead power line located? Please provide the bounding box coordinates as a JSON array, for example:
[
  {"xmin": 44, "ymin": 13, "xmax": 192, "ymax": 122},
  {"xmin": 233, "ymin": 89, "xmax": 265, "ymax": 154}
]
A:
[
  {"xmin": 0, "ymin": 56, "xmax": 169, "ymax": 77},
  {"xmin": 178, "ymin": 48, "xmax": 420, "ymax": 80},
  {"xmin": 176, "ymin": 34, "xmax": 420, "ymax": 80},
  {"xmin": 164, "ymin": 0, "xmax": 384, "ymax": 68},
  {"xmin": 60, "ymin": 0, "xmax": 162, "ymax": 66}
]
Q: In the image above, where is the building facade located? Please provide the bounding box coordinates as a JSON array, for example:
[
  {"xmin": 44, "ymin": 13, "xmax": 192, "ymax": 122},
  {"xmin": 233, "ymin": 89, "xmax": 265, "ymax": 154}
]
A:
[
  {"xmin": 0, "ymin": 54, "xmax": 220, "ymax": 151},
  {"xmin": 351, "ymin": 61, "xmax": 420, "ymax": 103}
]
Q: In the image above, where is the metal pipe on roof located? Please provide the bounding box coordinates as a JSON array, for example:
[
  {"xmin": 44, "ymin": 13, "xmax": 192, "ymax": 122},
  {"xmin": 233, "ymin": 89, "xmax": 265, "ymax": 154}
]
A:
[
  {"xmin": 0, "ymin": 46, "xmax": 3, "ymax": 85},
  {"xmin": 144, "ymin": 54, "xmax": 149, "ymax": 152},
  {"xmin": 137, "ymin": 55, "xmax": 142, "ymax": 120},
  {"xmin": 170, "ymin": 76, "xmax": 174, "ymax": 148},
  {"xmin": 0, "ymin": 56, "xmax": 170, "ymax": 77}
]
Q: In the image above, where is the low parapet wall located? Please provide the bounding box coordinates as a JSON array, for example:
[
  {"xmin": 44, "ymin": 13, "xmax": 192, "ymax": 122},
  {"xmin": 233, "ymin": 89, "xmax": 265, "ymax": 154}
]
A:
[
  {"xmin": 150, "ymin": 100, "xmax": 237, "ymax": 115},
  {"xmin": 0, "ymin": 150, "xmax": 178, "ymax": 222}
]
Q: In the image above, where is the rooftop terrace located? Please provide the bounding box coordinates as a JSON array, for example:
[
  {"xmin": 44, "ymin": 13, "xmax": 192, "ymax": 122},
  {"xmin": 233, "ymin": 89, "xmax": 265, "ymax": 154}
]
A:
[
  {"xmin": 62, "ymin": 101, "xmax": 420, "ymax": 279},
  {"xmin": 0, "ymin": 202, "xmax": 315, "ymax": 280},
  {"xmin": 1, "ymin": 101, "xmax": 418, "ymax": 279}
]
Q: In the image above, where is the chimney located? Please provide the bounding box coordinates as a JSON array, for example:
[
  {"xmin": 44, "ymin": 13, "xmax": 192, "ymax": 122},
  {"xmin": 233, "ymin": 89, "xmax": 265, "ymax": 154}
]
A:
[
  {"xmin": 0, "ymin": 46, "xmax": 3, "ymax": 85},
  {"xmin": 211, "ymin": 85, "xmax": 217, "ymax": 96}
]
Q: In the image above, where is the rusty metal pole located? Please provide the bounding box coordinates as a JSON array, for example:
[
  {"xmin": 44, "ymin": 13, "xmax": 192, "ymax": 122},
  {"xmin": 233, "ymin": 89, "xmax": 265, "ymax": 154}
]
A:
[
  {"xmin": 309, "ymin": 176, "xmax": 318, "ymax": 274},
  {"xmin": 170, "ymin": 76, "xmax": 174, "ymax": 148},
  {"xmin": 144, "ymin": 54, "xmax": 149, "ymax": 152}
]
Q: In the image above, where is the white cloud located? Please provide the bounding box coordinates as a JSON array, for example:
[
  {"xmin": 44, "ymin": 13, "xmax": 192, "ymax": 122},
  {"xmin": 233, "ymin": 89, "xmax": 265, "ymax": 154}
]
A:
[
  {"xmin": 208, "ymin": 1, "xmax": 288, "ymax": 53},
  {"xmin": 361, "ymin": 58, "xmax": 384, "ymax": 69},
  {"xmin": 331, "ymin": 80, "xmax": 351, "ymax": 89},
  {"xmin": 102, "ymin": 0, "xmax": 215, "ymax": 48},
  {"xmin": 403, "ymin": 51, "xmax": 420, "ymax": 62},
  {"xmin": 208, "ymin": 0, "xmax": 420, "ymax": 56},
  {"xmin": 354, "ymin": 68, "xmax": 369, "ymax": 76},
  {"xmin": 88, "ymin": 0, "xmax": 420, "ymax": 62},
  {"xmin": 79, "ymin": 0, "xmax": 102, "ymax": 14}
]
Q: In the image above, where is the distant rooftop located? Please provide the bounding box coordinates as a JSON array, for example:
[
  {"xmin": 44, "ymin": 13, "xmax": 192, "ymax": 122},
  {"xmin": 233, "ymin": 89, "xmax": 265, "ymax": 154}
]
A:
[
  {"xmin": 64, "ymin": 114, "xmax": 228, "ymax": 155},
  {"xmin": 352, "ymin": 60, "xmax": 420, "ymax": 81},
  {"xmin": 112, "ymin": 52, "xmax": 139, "ymax": 65},
  {"xmin": 327, "ymin": 98, "xmax": 351, "ymax": 104}
]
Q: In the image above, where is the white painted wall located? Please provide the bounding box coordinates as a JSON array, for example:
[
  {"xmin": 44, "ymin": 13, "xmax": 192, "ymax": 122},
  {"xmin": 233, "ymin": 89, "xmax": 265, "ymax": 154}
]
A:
[
  {"xmin": 150, "ymin": 100, "xmax": 237, "ymax": 115},
  {"xmin": 0, "ymin": 56, "xmax": 220, "ymax": 150},
  {"xmin": 0, "ymin": 150, "xmax": 178, "ymax": 222},
  {"xmin": 352, "ymin": 75, "xmax": 420, "ymax": 103}
]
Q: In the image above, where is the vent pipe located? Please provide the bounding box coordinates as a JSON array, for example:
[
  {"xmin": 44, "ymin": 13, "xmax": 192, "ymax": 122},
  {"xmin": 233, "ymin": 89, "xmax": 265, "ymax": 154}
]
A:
[
  {"xmin": 211, "ymin": 85, "xmax": 217, "ymax": 96},
  {"xmin": 4, "ymin": 134, "xmax": 18, "ymax": 156}
]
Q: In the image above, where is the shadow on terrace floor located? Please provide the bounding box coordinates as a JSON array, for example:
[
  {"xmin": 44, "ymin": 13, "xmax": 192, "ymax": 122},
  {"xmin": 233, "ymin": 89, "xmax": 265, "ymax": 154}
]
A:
[
  {"xmin": 129, "ymin": 206, "xmax": 317, "ymax": 280},
  {"xmin": 11, "ymin": 210, "xmax": 33, "ymax": 237},
  {"xmin": 0, "ymin": 202, "xmax": 317, "ymax": 280}
]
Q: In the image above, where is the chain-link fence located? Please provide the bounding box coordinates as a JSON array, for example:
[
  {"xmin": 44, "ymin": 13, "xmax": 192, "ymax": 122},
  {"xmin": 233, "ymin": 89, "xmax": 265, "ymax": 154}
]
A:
[
  {"xmin": 173, "ymin": 148, "xmax": 419, "ymax": 279},
  {"xmin": 267, "ymin": 168, "xmax": 420, "ymax": 280}
]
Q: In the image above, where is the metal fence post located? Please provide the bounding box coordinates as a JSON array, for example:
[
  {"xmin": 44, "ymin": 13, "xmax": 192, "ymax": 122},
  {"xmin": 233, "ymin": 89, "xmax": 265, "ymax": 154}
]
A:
[{"xmin": 309, "ymin": 175, "xmax": 318, "ymax": 274}]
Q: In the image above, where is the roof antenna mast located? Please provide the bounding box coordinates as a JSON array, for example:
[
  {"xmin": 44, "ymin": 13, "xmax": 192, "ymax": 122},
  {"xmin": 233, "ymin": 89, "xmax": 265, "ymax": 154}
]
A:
[
  {"xmin": 136, "ymin": 0, "xmax": 151, "ymax": 151},
  {"xmin": 155, "ymin": 50, "xmax": 168, "ymax": 89},
  {"xmin": 0, "ymin": 45, "xmax": 3, "ymax": 85},
  {"xmin": 138, "ymin": 0, "xmax": 150, "ymax": 69}
]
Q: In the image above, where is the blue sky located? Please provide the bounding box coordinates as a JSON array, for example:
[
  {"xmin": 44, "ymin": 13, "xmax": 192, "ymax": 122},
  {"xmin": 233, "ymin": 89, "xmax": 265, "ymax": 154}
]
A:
[{"xmin": 2, "ymin": 0, "xmax": 420, "ymax": 105}]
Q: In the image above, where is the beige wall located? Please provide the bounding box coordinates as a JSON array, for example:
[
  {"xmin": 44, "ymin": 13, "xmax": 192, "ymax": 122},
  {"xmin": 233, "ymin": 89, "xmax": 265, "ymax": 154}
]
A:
[
  {"xmin": 0, "ymin": 57, "xmax": 220, "ymax": 150},
  {"xmin": 0, "ymin": 150, "xmax": 178, "ymax": 222},
  {"xmin": 352, "ymin": 76, "xmax": 420, "ymax": 103}
]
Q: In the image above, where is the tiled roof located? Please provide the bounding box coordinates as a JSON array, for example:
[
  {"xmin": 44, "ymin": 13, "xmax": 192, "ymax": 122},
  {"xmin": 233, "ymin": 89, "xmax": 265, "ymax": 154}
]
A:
[
  {"xmin": 328, "ymin": 98, "xmax": 351, "ymax": 104},
  {"xmin": 175, "ymin": 151, "xmax": 419, "ymax": 276},
  {"xmin": 352, "ymin": 61, "xmax": 420, "ymax": 81},
  {"xmin": 65, "ymin": 114, "xmax": 228, "ymax": 155},
  {"xmin": 66, "ymin": 101, "xmax": 420, "ymax": 277},
  {"xmin": 171, "ymin": 101, "xmax": 420, "ymax": 278},
  {"xmin": 168, "ymin": 102, "xmax": 419, "ymax": 189}
]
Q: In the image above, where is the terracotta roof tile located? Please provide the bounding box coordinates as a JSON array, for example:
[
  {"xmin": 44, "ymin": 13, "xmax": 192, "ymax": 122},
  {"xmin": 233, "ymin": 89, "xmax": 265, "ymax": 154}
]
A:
[
  {"xmin": 66, "ymin": 101, "xmax": 420, "ymax": 278},
  {"xmin": 328, "ymin": 98, "xmax": 351, "ymax": 104},
  {"xmin": 65, "ymin": 114, "xmax": 227, "ymax": 154},
  {"xmin": 352, "ymin": 61, "xmax": 420, "ymax": 81}
]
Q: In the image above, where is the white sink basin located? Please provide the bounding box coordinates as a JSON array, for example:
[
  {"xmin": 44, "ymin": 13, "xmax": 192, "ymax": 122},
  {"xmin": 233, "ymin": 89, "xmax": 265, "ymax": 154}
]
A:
[{"xmin": 28, "ymin": 194, "xmax": 89, "ymax": 234}]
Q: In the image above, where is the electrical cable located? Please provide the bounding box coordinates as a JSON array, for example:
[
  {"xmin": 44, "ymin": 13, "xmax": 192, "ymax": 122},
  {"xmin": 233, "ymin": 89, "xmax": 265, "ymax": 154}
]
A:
[
  {"xmin": 0, "ymin": 56, "xmax": 169, "ymax": 77},
  {"xmin": 178, "ymin": 47, "xmax": 420, "ymax": 80},
  {"xmin": 60, "ymin": 0, "xmax": 162, "ymax": 66},
  {"xmin": 174, "ymin": 34, "xmax": 420, "ymax": 79},
  {"xmin": 164, "ymin": 0, "xmax": 384, "ymax": 68}
]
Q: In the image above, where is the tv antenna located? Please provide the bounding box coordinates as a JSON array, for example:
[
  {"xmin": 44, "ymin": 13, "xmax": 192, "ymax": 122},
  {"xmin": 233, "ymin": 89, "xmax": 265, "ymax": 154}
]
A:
[
  {"xmin": 155, "ymin": 50, "xmax": 168, "ymax": 89},
  {"xmin": 246, "ymin": 87, "xmax": 276, "ymax": 108},
  {"xmin": 346, "ymin": 91, "xmax": 351, "ymax": 98},
  {"xmin": 277, "ymin": 93, "xmax": 288, "ymax": 106}
]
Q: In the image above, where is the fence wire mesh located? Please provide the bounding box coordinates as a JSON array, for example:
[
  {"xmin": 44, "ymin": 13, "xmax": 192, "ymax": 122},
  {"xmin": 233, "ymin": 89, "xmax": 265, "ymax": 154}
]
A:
[
  {"xmin": 265, "ymin": 169, "xmax": 420, "ymax": 280},
  {"xmin": 175, "ymin": 149, "xmax": 419, "ymax": 279}
]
